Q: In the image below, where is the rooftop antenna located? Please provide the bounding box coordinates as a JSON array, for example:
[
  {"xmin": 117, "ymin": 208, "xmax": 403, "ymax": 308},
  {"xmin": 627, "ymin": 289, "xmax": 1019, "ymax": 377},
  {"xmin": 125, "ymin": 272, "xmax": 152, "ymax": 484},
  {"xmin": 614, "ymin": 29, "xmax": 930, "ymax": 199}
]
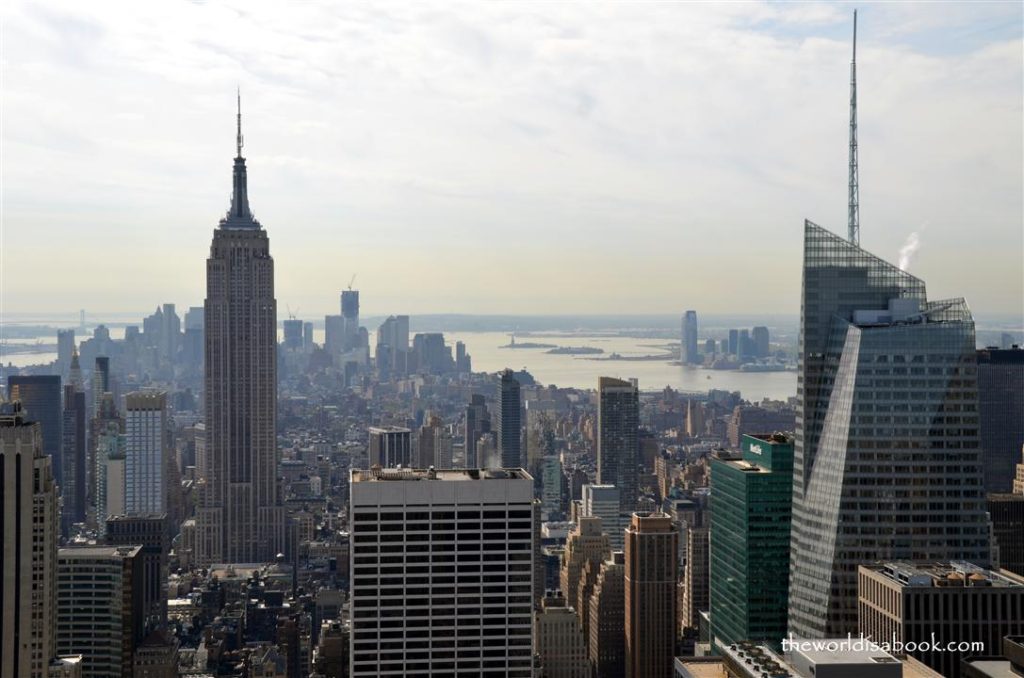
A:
[
  {"xmin": 847, "ymin": 10, "xmax": 860, "ymax": 246},
  {"xmin": 236, "ymin": 87, "xmax": 244, "ymax": 158}
]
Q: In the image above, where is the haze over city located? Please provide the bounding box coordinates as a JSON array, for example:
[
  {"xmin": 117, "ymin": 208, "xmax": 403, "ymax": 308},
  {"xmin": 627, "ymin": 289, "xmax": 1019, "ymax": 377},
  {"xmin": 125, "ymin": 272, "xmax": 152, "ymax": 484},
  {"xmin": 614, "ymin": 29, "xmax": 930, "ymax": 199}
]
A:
[{"xmin": 2, "ymin": 1, "xmax": 1022, "ymax": 319}]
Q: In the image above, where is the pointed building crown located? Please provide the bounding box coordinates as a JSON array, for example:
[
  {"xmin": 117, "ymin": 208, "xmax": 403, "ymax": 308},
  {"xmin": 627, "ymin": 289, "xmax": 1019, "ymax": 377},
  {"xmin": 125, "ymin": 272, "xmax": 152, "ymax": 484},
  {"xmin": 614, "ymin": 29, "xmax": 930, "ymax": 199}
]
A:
[{"xmin": 221, "ymin": 90, "xmax": 260, "ymax": 229}]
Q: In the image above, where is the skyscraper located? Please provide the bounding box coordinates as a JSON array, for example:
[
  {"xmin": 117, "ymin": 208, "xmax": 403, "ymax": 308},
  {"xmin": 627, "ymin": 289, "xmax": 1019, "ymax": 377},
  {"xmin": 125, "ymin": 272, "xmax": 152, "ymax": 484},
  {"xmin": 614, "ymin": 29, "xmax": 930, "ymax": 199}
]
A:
[
  {"xmin": 196, "ymin": 97, "xmax": 284, "ymax": 565},
  {"xmin": 977, "ymin": 346, "xmax": 1024, "ymax": 493},
  {"xmin": 56, "ymin": 329, "xmax": 75, "ymax": 377},
  {"xmin": 56, "ymin": 545, "xmax": 145, "ymax": 678},
  {"xmin": 582, "ymin": 484, "xmax": 625, "ymax": 551},
  {"xmin": 534, "ymin": 593, "xmax": 590, "ymax": 678},
  {"xmin": 788, "ymin": 221, "xmax": 991, "ymax": 638},
  {"xmin": 681, "ymin": 311, "xmax": 699, "ymax": 365},
  {"xmin": 624, "ymin": 512, "xmax": 678, "ymax": 678},
  {"xmin": 710, "ymin": 434, "xmax": 793, "ymax": 650},
  {"xmin": 125, "ymin": 392, "xmax": 168, "ymax": 516},
  {"xmin": 341, "ymin": 288, "xmax": 359, "ymax": 350},
  {"xmin": 61, "ymin": 383, "xmax": 86, "ymax": 531},
  {"xmin": 597, "ymin": 377, "xmax": 639, "ymax": 511},
  {"xmin": 1, "ymin": 402, "xmax": 58, "ymax": 678},
  {"xmin": 751, "ymin": 325, "xmax": 770, "ymax": 358},
  {"xmin": 496, "ymin": 369, "xmax": 522, "ymax": 468},
  {"xmin": 464, "ymin": 394, "xmax": 491, "ymax": 469},
  {"xmin": 348, "ymin": 467, "xmax": 535, "ymax": 677},
  {"xmin": 588, "ymin": 552, "xmax": 626, "ymax": 678},
  {"xmin": 91, "ymin": 356, "xmax": 110, "ymax": 417},
  {"xmin": 367, "ymin": 426, "xmax": 412, "ymax": 468},
  {"xmin": 7, "ymin": 375, "xmax": 62, "ymax": 485}
]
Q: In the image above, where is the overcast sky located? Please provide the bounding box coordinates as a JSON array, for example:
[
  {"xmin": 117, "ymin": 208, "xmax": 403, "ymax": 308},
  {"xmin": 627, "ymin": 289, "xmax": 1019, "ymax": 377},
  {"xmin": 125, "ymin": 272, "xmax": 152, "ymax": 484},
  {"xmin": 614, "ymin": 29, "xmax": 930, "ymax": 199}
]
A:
[{"xmin": 2, "ymin": 1, "xmax": 1021, "ymax": 321}]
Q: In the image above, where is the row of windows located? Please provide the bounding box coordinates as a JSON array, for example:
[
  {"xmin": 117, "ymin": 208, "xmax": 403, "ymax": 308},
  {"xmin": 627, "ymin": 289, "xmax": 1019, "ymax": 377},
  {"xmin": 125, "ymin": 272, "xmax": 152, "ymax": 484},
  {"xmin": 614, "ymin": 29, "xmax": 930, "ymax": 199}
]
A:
[{"xmin": 354, "ymin": 509, "xmax": 533, "ymax": 522}]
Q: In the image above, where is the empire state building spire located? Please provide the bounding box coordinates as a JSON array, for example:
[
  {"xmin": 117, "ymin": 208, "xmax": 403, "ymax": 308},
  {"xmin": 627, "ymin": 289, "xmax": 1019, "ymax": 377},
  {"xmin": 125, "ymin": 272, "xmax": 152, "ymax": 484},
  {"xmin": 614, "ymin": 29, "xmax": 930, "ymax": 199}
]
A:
[{"xmin": 223, "ymin": 90, "xmax": 258, "ymax": 228}]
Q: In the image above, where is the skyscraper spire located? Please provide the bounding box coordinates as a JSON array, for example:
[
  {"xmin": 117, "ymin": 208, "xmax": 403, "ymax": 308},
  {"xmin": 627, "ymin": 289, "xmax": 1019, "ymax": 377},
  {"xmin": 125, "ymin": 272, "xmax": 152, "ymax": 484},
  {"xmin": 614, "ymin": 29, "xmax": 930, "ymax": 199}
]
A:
[
  {"xmin": 223, "ymin": 89, "xmax": 256, "ymax": 228},
  {"xmin": 848, "ymin": 10, "xmax": 860, "ymax": 246},
  {"xmin": 236, "ymin": 87, "xmax": 243, "ymax": 158}
]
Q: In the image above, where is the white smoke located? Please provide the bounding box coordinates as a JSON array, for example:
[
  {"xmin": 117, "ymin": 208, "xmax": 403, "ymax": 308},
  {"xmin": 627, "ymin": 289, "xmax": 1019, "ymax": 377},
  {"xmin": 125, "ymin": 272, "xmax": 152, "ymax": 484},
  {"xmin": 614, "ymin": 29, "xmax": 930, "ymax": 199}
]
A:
[{"xmin": 897, "ymin": 222, "xmax": 929, "ymax": 271}]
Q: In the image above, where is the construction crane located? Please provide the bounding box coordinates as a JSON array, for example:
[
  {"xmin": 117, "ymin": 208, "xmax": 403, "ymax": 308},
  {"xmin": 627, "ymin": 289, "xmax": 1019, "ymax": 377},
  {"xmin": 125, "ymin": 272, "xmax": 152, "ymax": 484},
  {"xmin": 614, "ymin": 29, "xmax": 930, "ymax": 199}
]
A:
[{"xmin": 348, "ymin": 274, "xmax": 357, "ymax": 291}]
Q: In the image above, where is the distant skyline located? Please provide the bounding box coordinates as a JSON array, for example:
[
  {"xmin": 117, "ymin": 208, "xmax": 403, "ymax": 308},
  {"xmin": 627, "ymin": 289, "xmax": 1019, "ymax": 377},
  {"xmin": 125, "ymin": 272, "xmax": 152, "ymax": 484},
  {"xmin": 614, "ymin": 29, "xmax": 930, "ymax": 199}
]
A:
[{"xmin": 2, "ymin": 2, "xmax": 1021, "ymax": 318}]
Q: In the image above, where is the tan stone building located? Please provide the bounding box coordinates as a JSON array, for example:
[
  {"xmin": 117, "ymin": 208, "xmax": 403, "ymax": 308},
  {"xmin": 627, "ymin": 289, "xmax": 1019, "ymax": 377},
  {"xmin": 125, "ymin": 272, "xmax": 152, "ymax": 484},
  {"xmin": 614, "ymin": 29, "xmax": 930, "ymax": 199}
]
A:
[
  {"xmin": 196, "ymin": 103, "xmax": 284, "ymax": 565},
  {"xmin": 588, "ymin": 552, "xmax": 626, "ymax": 678},
  {"xmin": 859, "ymin": 562, "xmax": 1024, "ymax": 678},
  {"xmin": 625, "ymin": 512, "xmax": 678, "ymax": 678},
  {"xmin": 1, "ymin": 403, "xmax": 59, "ymax": 678},
  {"xmin": 535, "ymin": 593, "xmax": 591, "ymax": 678},
  {"xmin": 560, "ymin": 516, "xmax": 611, "ymax": 629}
]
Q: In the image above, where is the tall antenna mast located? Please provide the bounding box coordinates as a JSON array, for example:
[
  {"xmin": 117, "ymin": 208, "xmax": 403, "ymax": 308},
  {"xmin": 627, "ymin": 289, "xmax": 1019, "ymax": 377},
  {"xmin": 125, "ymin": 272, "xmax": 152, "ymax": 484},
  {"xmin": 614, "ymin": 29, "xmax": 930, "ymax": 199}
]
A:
[
  {"xmin": 236, "ymin": 87, "xmax": 244, "ymax": 158},
  {"xmin": 847, "ymin": 10, "xmax": 860, "ymax": 246}
]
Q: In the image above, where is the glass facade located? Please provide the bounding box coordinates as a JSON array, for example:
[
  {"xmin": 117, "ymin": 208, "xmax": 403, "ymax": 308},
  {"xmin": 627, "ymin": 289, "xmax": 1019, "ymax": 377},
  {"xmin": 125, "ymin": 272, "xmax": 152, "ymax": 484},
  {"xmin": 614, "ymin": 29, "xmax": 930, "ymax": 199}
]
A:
[
  {"xmin": 789, "ymin": 221, "xmax": 990, "ymax": 637},
  {"xmin": 710, "ymin": 433, "xmax": 793, "ymax": 651}
]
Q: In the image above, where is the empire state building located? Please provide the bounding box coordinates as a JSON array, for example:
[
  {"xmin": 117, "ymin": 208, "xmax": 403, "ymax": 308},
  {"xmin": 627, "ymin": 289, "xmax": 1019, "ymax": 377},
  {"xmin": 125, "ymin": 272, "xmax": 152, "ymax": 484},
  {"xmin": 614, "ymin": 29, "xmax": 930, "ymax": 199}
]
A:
[{"xmin": 196, "ymin": 97, "xmax": 284, "ymax": 565}]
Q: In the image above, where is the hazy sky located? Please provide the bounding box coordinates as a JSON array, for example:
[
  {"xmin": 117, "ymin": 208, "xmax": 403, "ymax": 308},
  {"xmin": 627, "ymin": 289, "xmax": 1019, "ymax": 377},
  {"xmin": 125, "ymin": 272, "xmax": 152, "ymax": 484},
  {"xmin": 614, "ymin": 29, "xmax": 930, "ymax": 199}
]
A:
[{"xmin": 2, "ymin": 1, "xmax": 1022, "ymax": 320}]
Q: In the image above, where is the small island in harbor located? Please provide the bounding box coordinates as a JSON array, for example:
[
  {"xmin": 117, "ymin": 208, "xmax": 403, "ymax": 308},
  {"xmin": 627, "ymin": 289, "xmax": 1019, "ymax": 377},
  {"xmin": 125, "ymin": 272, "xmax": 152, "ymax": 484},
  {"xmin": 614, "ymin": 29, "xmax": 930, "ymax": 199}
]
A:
[
  {"xmin": 499, "ymin": 334, "xmax": 557, "ymax": 350},
  {"xmin": 546, "ymin": 346, "xmax": 604, "ymax": 355}
]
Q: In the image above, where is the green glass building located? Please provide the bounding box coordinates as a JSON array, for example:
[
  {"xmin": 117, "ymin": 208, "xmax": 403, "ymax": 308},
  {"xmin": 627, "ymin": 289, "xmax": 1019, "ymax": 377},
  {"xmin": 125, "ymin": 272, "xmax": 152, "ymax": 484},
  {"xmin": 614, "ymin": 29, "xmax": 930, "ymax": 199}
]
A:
[{"xmin": 710, "ymin": 432, "xmax": 793, "ymax": 651}]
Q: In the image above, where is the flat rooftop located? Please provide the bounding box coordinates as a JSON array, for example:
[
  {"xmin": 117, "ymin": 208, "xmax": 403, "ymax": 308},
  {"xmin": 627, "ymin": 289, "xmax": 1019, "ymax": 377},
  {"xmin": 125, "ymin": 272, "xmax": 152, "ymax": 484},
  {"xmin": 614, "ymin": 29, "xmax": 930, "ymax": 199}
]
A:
[
  {"xmin": 351, "ymin": 467, "xmax": 531, "ymax": 483},
  {"xmin": 870, "ymin": 561, "xmax": 1024, "ymax": 588},
  {"xmin": 57, "ymin": 545, "xmax": 142, "ymax": 559}
]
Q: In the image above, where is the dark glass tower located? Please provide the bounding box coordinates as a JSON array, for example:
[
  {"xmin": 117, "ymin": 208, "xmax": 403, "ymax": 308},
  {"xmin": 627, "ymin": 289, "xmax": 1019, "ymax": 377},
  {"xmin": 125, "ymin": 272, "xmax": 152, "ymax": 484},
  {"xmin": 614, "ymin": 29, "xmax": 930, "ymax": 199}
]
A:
[
  {"xmin": 496, "ymin": 369, "xmax": 522, "ymax": 468},
  {"xmin": 788, "ymin": 221, "xmax": 990, "ymax": 637},
  {"xmin": 597, "ymin": 376, "xmax": 639, "ymax": 511},
  {"xmin": 196, "ymin": 98, "xmax": 284, "ymax": 565},
  {"xmin": 7, "ymin": 375, "xmax": 62, "ymax": 484}
]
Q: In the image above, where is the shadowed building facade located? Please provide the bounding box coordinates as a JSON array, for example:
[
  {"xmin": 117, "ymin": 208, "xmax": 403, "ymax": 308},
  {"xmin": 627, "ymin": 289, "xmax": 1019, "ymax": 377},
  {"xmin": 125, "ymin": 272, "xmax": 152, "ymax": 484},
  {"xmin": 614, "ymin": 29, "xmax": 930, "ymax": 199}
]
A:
[
  {"xmin": 625, "ymin": 512, "xmax": 678, "ymax": 678},
  {"xmin": 196, "ymin": 99, "xmax": 284, "ymax": 565},
  {"xmin": 597, "ymin": 377, "xmax": 639, "ymax": 511},
  {"xmin": 788, "ymin": 221, "xmax": 991, "ymax": 638}
]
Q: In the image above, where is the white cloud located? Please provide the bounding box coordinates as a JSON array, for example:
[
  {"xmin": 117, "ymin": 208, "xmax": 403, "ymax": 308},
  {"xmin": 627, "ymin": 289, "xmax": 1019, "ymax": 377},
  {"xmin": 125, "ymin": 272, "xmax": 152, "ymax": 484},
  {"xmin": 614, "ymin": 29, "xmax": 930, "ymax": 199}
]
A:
[{"xmin": 1, "ymin": 1, "xmax": 1020, "ymax": 319}]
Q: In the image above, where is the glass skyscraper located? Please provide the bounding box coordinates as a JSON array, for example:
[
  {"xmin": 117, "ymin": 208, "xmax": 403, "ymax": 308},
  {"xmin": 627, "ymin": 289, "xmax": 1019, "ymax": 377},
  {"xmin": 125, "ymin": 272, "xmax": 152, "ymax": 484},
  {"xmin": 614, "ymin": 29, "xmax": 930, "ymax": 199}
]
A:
[
  {"xmin": 788, "ymin": 221, "xmax": 990, "ymax": 637},
  {"xmin": 597, "ymin": 376, "xmax": 639, "ymax": 511},
  {"xmin": 710, "ymin": 433, "xmax": 793, "ymax": 650}
]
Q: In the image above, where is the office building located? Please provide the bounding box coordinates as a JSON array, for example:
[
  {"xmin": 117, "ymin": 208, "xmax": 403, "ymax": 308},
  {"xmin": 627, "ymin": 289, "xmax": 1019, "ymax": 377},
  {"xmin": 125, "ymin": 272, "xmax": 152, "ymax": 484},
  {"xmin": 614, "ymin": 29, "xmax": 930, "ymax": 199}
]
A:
[
  {"xmin": 540, "ymin": 455, "xmax": 563, "ymax": 519},
  {"xmin": 7, "ymin": 375, "xmax": 62, "ymax": 485},
  {"xmin": 681, "ymin": 526, "xmax": 709, "ymax": 632},
  {"xmin": 341, "ymin": 288, "xmax": 360, "ymax": 350},
  {"xmin": 859, "ymin": 562, "xmax": 1024, "ymax": 678},
  {"xmin": 977, "ymin": 346, "xmax": 1024, "ymax": 493},
  {"xmin": 56, "ymin": 329, "xmax": 76, "ymax": 376},
  {"xmin": 988, "ymin": 494, "xmax": 1024, "ymax": 576},
  {"xmin": 728, "ymin": 329, "xmax": 739, "ymax": 356},
  {"xmin": 61, "ymin": 383, "xmax": 87, "ymax": 530},
  {"xmin": 789, "ymin": 221, "xmax": 991, "ymax": 638},
  {"xmin": 708, "ymin": 639, "xmax": 938, "ymax": 678},
  {"xmin": 91, "ymin": 356, "xmax": 110, "ymax": 417},
  {"xmin": 1016, "ymin": 446, "xmax": 1024, "ymax": 494},
  {"xmin": 367, "ymin": 426, "xmax": 411, "ymax": 467},
  {"xmin": 752, "ymin": 326, "xmax": 770, "ymax": 358},
  {"xmin": 1, "ymin": 402, "xmax": 59, "ymax": 678},
  {"xmin": 348, "ymin": 467, "xmax": 535, "ymax": 677},
  {"xmin": 106, "ymin": 515, "xmax": 169, "ymax": 632},
  {"xmin": 94, "ymin": 410, "xmax": 125, "ymax": 537},
  {"xmin": 625, "ymin": 512, "xmax": 677, "ymax": 678},
  {"xmin": 496, "ymin": 369, "xmax": 522, "ymax": 468},
  {"xmin": 710, "ymin": 433, "xmax": 793, "ymax": 650},
  {"xmin": 325, "ymin": 314, "xmax": 346, "ymax": 355},
  {"xmin": 737, "ymin": 329, "xmax": 752, "ymax": 360},
  {"xmin": 682, "ymin": 311, "xmax": 699, "ymax": 365},
  {"xmin": 283, "ymin": 318, "xmax": 304, "ymax": 350},
  {"xmin": 464, "ymin": 394, "xmax": 491, "ymax": 469},
  {"xmin": 582, "ymin": 484, "xmax": 625, "ymax": 551},
  {"xmin": 534, "ymin": 592, "xmax": 590, "ymax": 678},
  {"xmin": 56, "ymin": 546, "xmax": 145, "ymax": 678},
  {"xmin": 725, "ymin": 405, "xmax": 796, "ymax": 449},
  {"xmin": 196, "ymin": 101, "xmax": 285, "ymax": 565},
  {"xmin": 597, "ymin": 377, "xmax": 639, "ymax": 511},
  {"xmin": 588, "ymin": 552, "xmax": 626, "ymax": 678},
  {"xmin": 125, "ymin": 392, "xmax": 167, "ymax": 516},
  {"xmin": 560, "ymin": 516, "xmax": 611, "ymax": 629},
  {"xmin": 303, "ymin": 321, "xmax": 315, "ymax": 350},
  {"xmin": 375, "ymin": 315, "xmax": 410, "ymax": 377}
]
